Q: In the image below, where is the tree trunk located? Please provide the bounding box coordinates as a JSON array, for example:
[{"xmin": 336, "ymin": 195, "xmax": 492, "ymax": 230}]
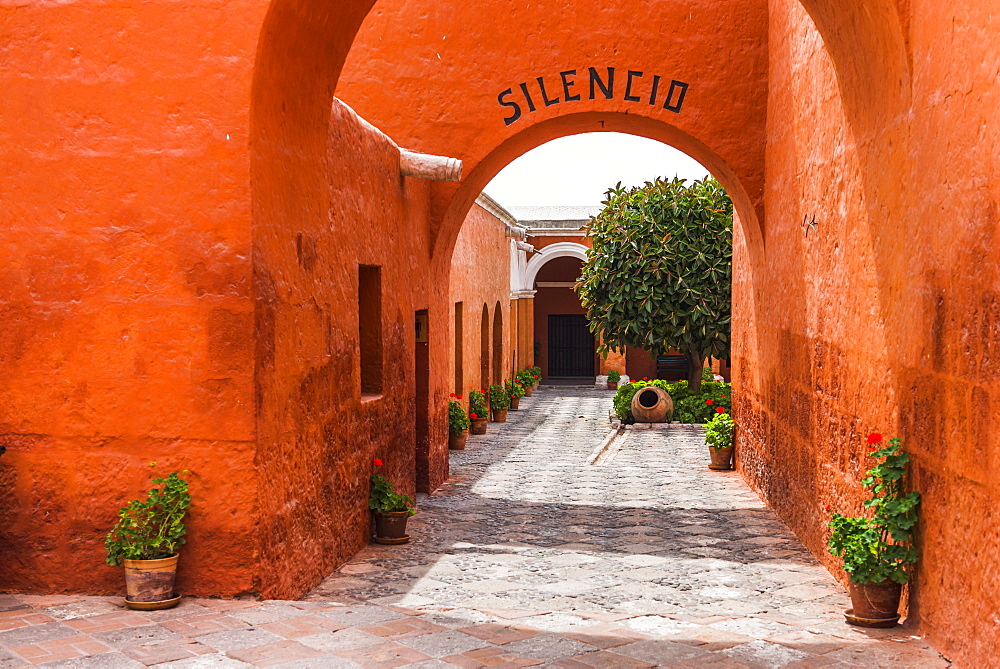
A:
[{"xmin": 686, "ymin": 348, "xmax": 704, "ymax": 393}]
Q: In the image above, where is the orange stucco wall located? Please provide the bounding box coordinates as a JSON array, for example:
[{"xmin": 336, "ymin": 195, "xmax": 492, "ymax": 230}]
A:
[
  {"xmin": 449, "ymin": 204, "xmax": 513, "ymax": 401},
  {"xmin": 3, "ymin": 0, "xmax": 1000, "ymax": 662}
]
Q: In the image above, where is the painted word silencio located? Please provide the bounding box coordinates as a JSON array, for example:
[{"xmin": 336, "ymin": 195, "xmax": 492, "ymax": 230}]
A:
[{"xmin": 498, "ymin": 67, "xmax": 689, "ymax": 126}]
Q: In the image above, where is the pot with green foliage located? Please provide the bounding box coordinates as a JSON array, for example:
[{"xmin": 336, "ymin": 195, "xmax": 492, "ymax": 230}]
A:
[
  {"xmin": 369, "ymin": 459, "xmax": 416, "ymax": 544},
  {"xmin": 704, "ymin": 410, "xmax": 734, "ymax": 470},
  {"xmin": 517, "ymin": 369, "xmax": 535, "ymax": 396},
  {"xmin": 489, "ymin": 384, "xmax": 510, "ymax": 422},
  {"xmin": 448, "ymin": 397, "xmax": 471, "ymax": 450},
  {"xmin": 528, "ymin": 365, "xmax": 541, "ymax": 390},
  {"xmin": 505, "ymin": 378, "xmax": 525, "ymax": 410},
  {"xmin": 827, "ymin": 434, "xmax": 920, "ymax": 625},
  {"xmin": 105, "ymin": 467, "xmax": 191, "ymax": 609},
  {"xmin": 606, "ymin": 370, "xmax": 621, "ymax": 390},
  {"xmin": 468, "ymin": 390, "xmax": 489, "ymax": 434}
]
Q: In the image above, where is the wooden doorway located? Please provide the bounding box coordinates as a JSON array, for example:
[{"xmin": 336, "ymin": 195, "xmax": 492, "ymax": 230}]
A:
[{"xmin": 547, "ymin": 314, "xmax": 594, "ymax": 378}]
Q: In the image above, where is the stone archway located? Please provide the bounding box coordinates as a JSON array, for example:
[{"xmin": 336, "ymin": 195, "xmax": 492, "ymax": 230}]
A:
[{"xmin": 524, "ymin": 242, "xmax": 590, "ymax": 291}]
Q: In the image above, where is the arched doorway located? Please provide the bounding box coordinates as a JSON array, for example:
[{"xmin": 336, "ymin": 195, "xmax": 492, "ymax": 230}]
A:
[
  {"xmin": 492, "ymin": 302, "xmax": 503, "ymax": 384},
  {"xmin": 480, "ymin": 304, "xmax": 490, "ymax": 390}
]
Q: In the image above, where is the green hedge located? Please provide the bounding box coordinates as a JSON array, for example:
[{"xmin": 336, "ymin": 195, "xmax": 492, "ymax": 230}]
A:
[{"xmin": 613, "ymin": 379, "xmax": 732, "ymax": 424}]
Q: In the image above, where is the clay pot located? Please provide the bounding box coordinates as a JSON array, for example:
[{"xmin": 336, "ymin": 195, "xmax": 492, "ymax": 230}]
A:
[
  {"xmin": 509, "ymin": 396, "xmax": 520, "ymax": 410},
  {"xmin": 124, "ymin": 555, "xmax": 178, "ymax": 607},
  {"xmin": 607, "ymin": 381, "xmax": 618, "ymax": 390},
  {"xmin": 523, "ymin": 385, "xmax": 533, "ymax": 397},
  {"xmin": 848, "ymin": 580, "xmax": 902, "ymax": 621},
  {"xmin": 708, "ymin": 447, "xmax": 734, "ymax": 470},
  {"xmin": 491, "ymin": 408, "xmax": 508, "ymax": 423},
  {"xmin": 470, "ymin": 417, "xmax": 488, "ymax": 435},
  {"xmin": 630, "ymin": 387, "xmax": 673, "ymax": 423},
  {"xmin": 449, "ymin": 430, "xmax": 468, "ymax": 450},
  {"xmin": 373, "ymin": 511, "xmax": 410, "ymax": 543}
]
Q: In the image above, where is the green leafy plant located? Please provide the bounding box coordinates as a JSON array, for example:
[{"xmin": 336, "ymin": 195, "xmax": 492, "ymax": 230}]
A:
[
  {"xmin": 105, "ymin": 467, "xmax": 191, "ymax": 566},
  {"xmin": 576, "ymin": 177, "xmax": 733, "ymax": 392},
  {"xmin": 505, "ymin": 378, "xmax": 525, "ymax": 399},
  {"xmin": 704, "ymin": 411, "xmax": 734, "ymax": 450},
  {"xmin": 702, "ymin": 366, "xmax": 715, "ymax": 382},
  {"xmin": 528, "ymin": 365, "xmax": 541, "ymax": 381},
  {"xmin": 827, "ymin": 435, "xmax": 920, "ymax": 584},
  {"xmin": 516, "ymin": 369, "xmax": 535, "ymax": 387},
  {"xmin": 488, "ymin": 383, "xmax": 510, "ymax": 410},
  {"xmin": 448, "ymin": 399, "xmax": 470, "ymax": 434},
  {"xmin": 369, "ymin": 459, "xmax": 416, "ymax": 516},
  {"xmin": 468, "ymin": 389, "xmax": 488, "ymax": 420},
  {"xmin": 607, "ymin": 370, "xmax": 621, "ymax": 383}
]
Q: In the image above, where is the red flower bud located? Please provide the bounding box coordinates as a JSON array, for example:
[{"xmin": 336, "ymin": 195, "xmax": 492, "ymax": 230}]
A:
[
  {"xmin": 867, "ymin": 433, "xmax": 883, "ymax": 445},
  {"xmin": 716, "ymin": 407, "xmax": 725, "ymax": 413},
  {"xmin": 373, "ymin": 458, "xmax": 383, "ymax": 466},
  {"xmin": 721, "ymin": 394, "xmax": 727, "ymax": 398},
  {"xmin": 705, "ymin": 399, "xmax": 713, "ymax": 405},
  {"xmin": 825, "ymin": 504, "xmax": 831, "ymax": 512}
]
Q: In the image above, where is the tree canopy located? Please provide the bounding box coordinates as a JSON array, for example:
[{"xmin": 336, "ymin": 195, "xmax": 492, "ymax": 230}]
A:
[{"xmin": 575, "ymin": 176, "xmax": 733, "ymax": 392}]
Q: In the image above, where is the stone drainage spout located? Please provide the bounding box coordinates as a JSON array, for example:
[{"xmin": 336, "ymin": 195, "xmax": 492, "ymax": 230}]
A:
[{"xmin": 399, "ymin": 149, "xmax": 463, "ymax": 181}]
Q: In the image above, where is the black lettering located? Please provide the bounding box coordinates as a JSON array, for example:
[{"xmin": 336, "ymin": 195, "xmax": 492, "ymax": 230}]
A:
[
  {"xmin": 625, "ymin": 70, "xmax": 643, "ymax": 102},
  {"xmin": 518, "ymin": 82, "xmax": 537, "ymax": 112},
  {"xmin": 588, "ymin": 67, "xmax": 615, "ymax": 100},
  {"xmin": 664, "ymin": 80, "xmax": 689, "ymax": 112},
  {"xmin": 648, "ymin": 75, "xmax": 661, "ymax": 106},
  {"xmin": 536, "ymin": 76, "xmax": 560, "ymax": 106},
  {"xmin": 560, "ymin": 70, "xmax": 580, "ymax": 101},
  {"xmin": 498, "ymin": 88, "xmax": 522, "ymax": 126}
]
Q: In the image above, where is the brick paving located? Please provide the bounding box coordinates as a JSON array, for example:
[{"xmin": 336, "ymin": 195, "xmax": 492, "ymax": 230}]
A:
[{"xmin": 0, "ymin": 388, "xmax": 949, "ymax": 667}]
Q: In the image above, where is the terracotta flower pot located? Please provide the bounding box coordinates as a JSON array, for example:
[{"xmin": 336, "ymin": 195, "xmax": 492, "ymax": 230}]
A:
[
  {"xmin": 708, "ymin": 446, "xmax": 734, "ymax": 470},
  {"xmin": 124, "ymin": 555, "xmax": 179, "ymax": 608},
  {"xmin": 491, "ymin": 408, "xmax": 508, "ymax": 423},
  {"xmin": 373, "ymin": 511, "xmax": 410, "ymax": 544},
  {"xmin": 607, "ymin": 381, "xmax": 618, "ymax": 390},
  {"xmin": 848, "ymin": 580, "xmax": 902, "ymax": 621},
  {"xmin": 509, "ymin": 396, "xmax": 520, "ymax": 410},
  {"xmin": 449, "ymin": 430, "xmax": 468, "ymax": 450},
  {"xmin": 523, "ymin": 385, "xmax": 533, "ymax": 397},
  {"xmin": 470, "ymin": 417, "xmax": 488, "ymax": 435}
]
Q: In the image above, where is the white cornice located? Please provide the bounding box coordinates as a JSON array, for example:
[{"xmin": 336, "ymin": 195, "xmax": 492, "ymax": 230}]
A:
[{"xmin": 475, "ymin": 192, "xmax": 517, "ymax": 227}]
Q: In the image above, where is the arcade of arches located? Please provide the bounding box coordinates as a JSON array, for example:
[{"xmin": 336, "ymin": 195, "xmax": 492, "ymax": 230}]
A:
[{"xmin": 1, "ymin": 0, "xmax": 999, "ymax": 664}]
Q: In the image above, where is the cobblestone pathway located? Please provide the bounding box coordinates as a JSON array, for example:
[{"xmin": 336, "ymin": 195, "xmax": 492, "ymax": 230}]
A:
[{"xmin": 0, "ymin": 389, "xmax": 948, "ymax": 667}]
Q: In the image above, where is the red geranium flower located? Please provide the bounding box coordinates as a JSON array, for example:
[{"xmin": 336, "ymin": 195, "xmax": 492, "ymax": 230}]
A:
[
  {"xmin": 867, "ymin": 433, "xmax": 883, "ymax": 445},
  {"xmin": 470, "ymin": 413, "xmax": 477, "ymax": 419},
  {"xmin": 825, "ymin": 504, "xmax": 831, "ymax": 512},
  {"xmin": 721, "ymin": 394, "xmax": 727, "ymax": 398},
  {"xmin": 457, "ymin": 395, "xmax": 463, "ymax": 399},
  {"xmin": 705, "ymin": 399, "xmax": 713, "ymax": 405},
  {"xmin": 716, "ymin": 407, "xmax": 726, "ymax": 413},
  {"xmin": 449, "ymin": 393, "xmax": 455, "ymax": 397},
  {"xmin": 373, "ymin": 458, "xmax": 383, "ymax": 466}
]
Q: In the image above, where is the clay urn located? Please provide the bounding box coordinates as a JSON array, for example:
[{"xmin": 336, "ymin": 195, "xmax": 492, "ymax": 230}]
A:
[{"xmin": 630, "ymin": 386, "xmax": 673, "ymax": 423}]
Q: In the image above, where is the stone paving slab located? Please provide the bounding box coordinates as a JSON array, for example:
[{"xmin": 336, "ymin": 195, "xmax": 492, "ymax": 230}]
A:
[{"xmin": 1, "ymin": 389, "xmax": 950, "ymax": 667}]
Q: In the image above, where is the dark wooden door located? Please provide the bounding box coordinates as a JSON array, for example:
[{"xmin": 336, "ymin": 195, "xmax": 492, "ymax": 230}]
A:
[{"xmin": 548, "ymin": 315, "xmax": 594, "ymax": 377}]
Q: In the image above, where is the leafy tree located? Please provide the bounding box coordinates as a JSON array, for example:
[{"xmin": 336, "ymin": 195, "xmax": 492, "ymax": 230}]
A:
[{"xmin": 576, "ymin": 177, "xmax": 732, "ymax": 392}]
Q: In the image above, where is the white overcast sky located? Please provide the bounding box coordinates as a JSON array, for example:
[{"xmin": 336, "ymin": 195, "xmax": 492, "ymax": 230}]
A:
[{"xmin": 482, "ymin": 132, "xmax": 711, "ymax": 208}]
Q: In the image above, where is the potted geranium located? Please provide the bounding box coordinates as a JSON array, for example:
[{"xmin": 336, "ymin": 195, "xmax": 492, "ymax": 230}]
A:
[
  {"xmin": 448, "ymin": 396, "xmax": 471, "ymax": 450},
  {"xmin": 529, "ymin": 365, "xmax": 542, "ymax": 390},
  {"xmin": 827, "ymin": 434, "xmax": 920, "ymax": 626},
  {"xmin": 517, "ymin": 369, "xmax": 535, "ymax": 396},
  {"xmin": 607, "ymin": 370, "xmax": 621, "ymax": 390},
  {"xmin": 469, "ymin": 390, "xmax": 488, "ymax": 434},
  {"xmin": 105, "ymin": 466, "xmax": 191, "ymax": 610},
  {"xmin": 505, "ymin": 378, "xmax": 525, "ymax": 410},
  {"xmin": 704, "ymin": 407, "xmax": 734, "ymax": 470},
  {"xmin": 369, "ymin": 458, "xmax": 416, "ymax": 544},
  {"xmin": 489, "ymin": 383, "xmax": 510, "ymax": 422}
]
